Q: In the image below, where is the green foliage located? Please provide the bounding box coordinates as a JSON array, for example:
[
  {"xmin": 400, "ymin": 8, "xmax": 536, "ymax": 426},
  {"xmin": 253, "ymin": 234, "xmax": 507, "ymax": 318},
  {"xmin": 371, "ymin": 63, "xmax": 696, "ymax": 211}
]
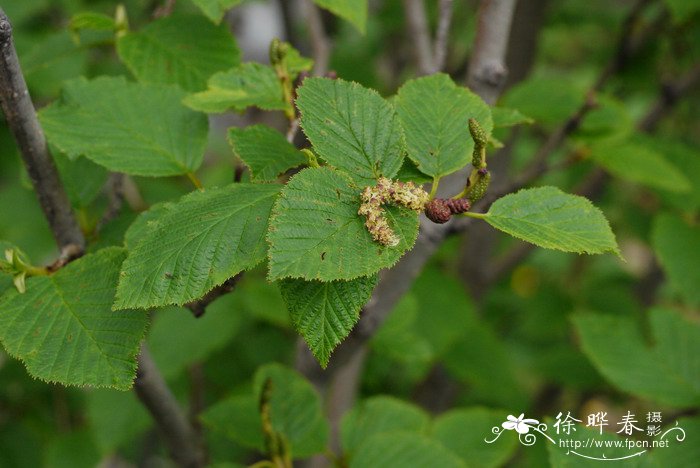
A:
[
  {"xmin": 117, "ymin": 14, "xmax": 240, "ymax": 92},
  {"xmin": 395, "ymin": 73, "xmax": 493, "ymax": 178},
  {"xmin": 253, "ymin": 363, "xmax": 329, "ymax": 457},
  {"xmin": 267, "ymin": 167, "xmax": 419, "ymax": 281},
  {"xmin": 589, "ymin": 139, "xmax": 691, "ymax": 193},
  {"xmin": 349, "ymin": 432, "xmax": 466, "ymax": 468},
  {"xmin": 314, "ymin": 0, "xmax": 368, "ymax": 33},
  {"xmin": 491, "ymin": 106, "xmax": 534, "ymax": 128},
  {"xmin": 191, "ymin": 0, "xmax": 243, "ymax": 23},
  {"xmin": 3, "ymin": 2, "xmax": 699, "ymax": 466},
  {"xmin": 184, "ymin": 63, "xmax": 288, "ymax": 113},
  {"xmin": 0, "ymin": 248, "xmax": 147, "ymax": 389},
  {"xmin": 573, "ymin": 308, "xmax": 700, "ymax": 407},
  {"xmin": 651, "ymin": 214, "xmax": 700, "ymax": 306},
  {"xmin": 69, "ymin": 12, "xmax": 116, "ymax": 36},
  {"xmin": 228, "ymin": 125, "xmax": 307, "ymax": 182},
  {"xmin": 39, "ymin": 76, "xmax": 208, "ymax": 176},
  {"xmin": 147, "ymin": 302, "xmax": 244, "ymax": 379},
  {"xmin": 296, "ymin": 77, "xmax": 405, "ymax": 183},
  {"xmin": 280, "ymin": 276, "xmax": 377, "ymax": 367},
  {"xmin": 432, "ymin": 408, "xmax": 519, "ymax": 468},
  {"xmin": 115, "ymin": 184, "xmax": 281, "ymax": 309},
  {"xmin": 664, "ymin": 0, "xmax": 700, "ymax": 23},
  {"xmin": 476, "ymin": 187, "xmax": 620, "ymax": 256},
  {"xmin": 44, "ymin": 430, "xmax": 100, "ymax": 468},
  {"xmin": 86, "ymin": 387, "xmax": 150, "ymax": 453},
  {"xmin": 340, "ymin": 395, "xmax": 430, "ymax": 454},
  {"xmin": 53, "ymin": 153, "xmax": 108, "ymax": 208},
  {"xmin": 202, "ymin": 394, "xmax": 265, "ymax": 450},
  {"xmin": 503, "ymin": 78, "xmax": 584, "ymax": 127}
]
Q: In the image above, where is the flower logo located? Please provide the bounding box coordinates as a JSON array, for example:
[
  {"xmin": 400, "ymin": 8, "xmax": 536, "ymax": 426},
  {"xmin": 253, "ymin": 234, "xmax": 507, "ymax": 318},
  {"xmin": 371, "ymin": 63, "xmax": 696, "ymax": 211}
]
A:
[{"xmin": 502, "ymin": 414, "xmax": 540, "ymax": 434}]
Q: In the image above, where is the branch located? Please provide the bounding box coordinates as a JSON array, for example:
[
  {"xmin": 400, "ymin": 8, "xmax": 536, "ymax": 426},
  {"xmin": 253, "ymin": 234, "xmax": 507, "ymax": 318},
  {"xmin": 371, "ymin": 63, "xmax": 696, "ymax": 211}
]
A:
[
  {"xmin": 305, "ymin": 0, "xmax": 331, "ymax": 76},
  {"xmin": 434, "ymin": 0, "xmax": 454, "ymax": 72},
  {"xmin": 403, "ymin": 0, "xmax": 435, "ymax": 75},
  {"xmin": 638, "ymin": 62, "xmax": 700, "ymax": 132},
  {"xmin": 0, "ymin": 8, "xmax": 85, "ymax": 256},
  {"xmin": 466, "ymin": 0, "xmax": 518, "ymax": 104},
  {"xmin": 134, "ymin": 345, "xmax": 204, "ymax": 468}
]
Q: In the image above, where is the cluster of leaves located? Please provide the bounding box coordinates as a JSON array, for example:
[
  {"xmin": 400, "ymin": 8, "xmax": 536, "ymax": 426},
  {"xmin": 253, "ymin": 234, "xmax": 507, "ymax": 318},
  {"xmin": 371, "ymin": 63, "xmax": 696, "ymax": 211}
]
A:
[{"xmin": 1, "ymin": 0, "xmax": 699, "ymax": 466}]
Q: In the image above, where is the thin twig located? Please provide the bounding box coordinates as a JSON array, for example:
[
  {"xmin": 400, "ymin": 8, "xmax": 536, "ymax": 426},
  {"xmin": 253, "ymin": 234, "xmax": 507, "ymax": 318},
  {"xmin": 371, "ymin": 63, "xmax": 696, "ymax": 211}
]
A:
[
  {"xmin": 434, "ymin": 0, "xmax": 454, "ymax": 72},
  {"xmin": 0, "ymin": 8, "xmax": 85, "ymax": 257},
  {"xmin": 153, "ymin": 0, "xmax": 176, "ymax": 19},
  {"xmin": 403, "ymin": 0, "xmax": 435, "ymax": 75},
  {"xmin": 96, "ymin": 173, "xmax": 125, "ymax": 233},
  {"xmin": 305, "ymin": 0, "xmax": 330, "ymax": 76},
  {"xmin": 134, "ymin": 345, "xmax": 204, "ymax": 468},
  {"xmin": 185, "ymin": 274, "xmax": 242, "ymax": 318},
  {"xmin": 466, "ymin": 0, "xmax": 518, "ymax": 104},
  {"xmin": 638, "ymin": 62, "xmax": 700, "ymax": 132}
]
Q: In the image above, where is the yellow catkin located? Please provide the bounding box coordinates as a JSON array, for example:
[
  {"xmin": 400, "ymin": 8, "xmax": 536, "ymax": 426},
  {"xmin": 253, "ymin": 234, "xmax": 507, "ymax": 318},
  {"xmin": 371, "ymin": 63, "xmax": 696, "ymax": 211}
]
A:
[{"xmin": 358, "ymin": 178, "xmax": 429, "ymax": 247}]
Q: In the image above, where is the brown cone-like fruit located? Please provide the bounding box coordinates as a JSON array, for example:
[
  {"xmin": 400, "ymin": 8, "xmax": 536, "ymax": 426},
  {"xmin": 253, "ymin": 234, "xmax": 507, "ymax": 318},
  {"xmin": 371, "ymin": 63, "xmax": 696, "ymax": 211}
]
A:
[
  {"xmin": 425, "ymin": 199, "xmax": 452, "ymax": 224},
  {"xmin": 445, "ymin": 198, "xmax": 471, "ymax": 214}
]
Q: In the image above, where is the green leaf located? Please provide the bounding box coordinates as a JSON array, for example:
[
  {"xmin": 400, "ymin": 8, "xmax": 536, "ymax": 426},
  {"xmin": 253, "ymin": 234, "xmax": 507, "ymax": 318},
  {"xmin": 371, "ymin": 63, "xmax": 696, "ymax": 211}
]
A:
[
  {"xmin": 69, "ymin": 12, "xmax": 116, "ymax": 34},
  {"xmin": 395, "ymin": 74, "xmax": 493, "ymax": 178},
  {"xmin": 647, "ymin": 138, "xmax": 700, "ymax": 212},
  {"xmin": 664, "ymin": 0, "xmax": 700, "ymax": 23},
  {"xmin": 477, "ymin": 187, "xmax": 619, "ymax": 256},
  {"xmin": 313, "ymin": 0, "xmax": 368, "ymax": 33},
  {"xmin": 503, "ymin": 78, "xmax": 584, "ymax": 127},
  {"xmin": 651, "ymin": 214, "xmax": 700, "ymax": 306},
  {"xmin": 254, "ymin": 363, "xmax": 329, "ymax": 457},
  {"xmin": 201, "ymin": 394, "xmax": 264, "ymax": 450},
  {"xmin": 589, "ymin": 140, "xmax": 691, "ymax": 193},
  {"xmin": 86, "ymin": 388, "xmax": 150, "ymax": 453},
  {"xmin": 183, "ymin": 63, "xmax": 287, "ymax": 113},
  {"xmin": 349, "ymin": 433, "xmax": 466, "ymax": 468},
  {"xmin": 191, "ymin": 0, "xmax": 243, "ymax": 23},
  {"xmin": 45, "ymin": 430, "xmax": 100, "ymax": 468},
  {"xmin": 573, "ymin": 308, "xmax": 700, "ymax": 407},
  {"xmin": 279, "ymin": 275, "xmax": 377, "ymax": 367},
  {"xmin": 115, "ymin": 183, "xmax": 281, "ymax": 309},
  {"xmin": 491, "ymin": 106, "xmax": 534, "ymax": 128},
  {"xmin": 54, "ymin": 153, "xmax": 108, "ymax": 208},
  {"xmin": 0, "ymin": 247, "xmax": 147, "ymax": 389},
  {"xmin": 284, "ymin": 46, "xmax": 314, "ymax": 77},
  {"xmin": 341, "ymin": 396, "xmax": 429, "ymax": 454},
  {"xmin": 148, "ymin": 302, "xmax": 244, "ymax": 379},
  {"xmin": 117, "ymin": 14, "xmax": 240, "ymax": 92},
  {"xmin": 39, "ymin": 76, "xmax": 208, "ymax": 176},
  {"xmin": 432, "ymin": 408, "xmax": 518, "ymax": 468},
  {"xmin": 296, "ymin": 77, "xmax": 404, "ymax": 183},
  {"xmin": 19, "ymin": 31, "xmax": 87, "ymax": 99},
  {"xmin": 123, "ymin": 201, "xmax": 173, "ymax": 250},
  {"xmin": 267, "ymin": 167, "xmax": 419, "ymax": 281},
  {"xmin": 228, "ymin": 125, "xmax": 307, "ymax": 182}
]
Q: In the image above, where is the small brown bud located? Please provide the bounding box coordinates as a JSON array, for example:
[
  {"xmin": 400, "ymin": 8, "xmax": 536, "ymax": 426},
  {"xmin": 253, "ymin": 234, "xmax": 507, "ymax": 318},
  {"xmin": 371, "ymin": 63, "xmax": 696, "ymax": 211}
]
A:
[{"xmin": 425, "ymin": 199, "xmax": 452, "ymax": 224}]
